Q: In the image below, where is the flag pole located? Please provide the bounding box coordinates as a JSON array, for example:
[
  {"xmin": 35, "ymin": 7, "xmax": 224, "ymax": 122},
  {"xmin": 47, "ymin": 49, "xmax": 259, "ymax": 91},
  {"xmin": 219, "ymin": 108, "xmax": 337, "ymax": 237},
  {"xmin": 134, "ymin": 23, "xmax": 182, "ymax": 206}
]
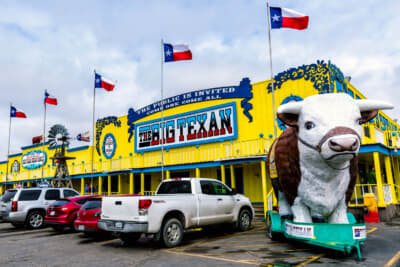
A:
[
  {"xmin": 160, "ymin": 39, "xmax": 165, "ymax": 181},
  {"xmin": 6, "ymin": 103, "xmax": 12, "ymax": 189},
  {"xmin": 41, "ymin": 90, "xmax": 47, "ymax": 183},
  {"xmin": 91, "ymin": 70, "xmax": 96, "ymax": 194},
  {"xmin": 266, "ymin": 2, "xmax": 278, "ymax": 139}
]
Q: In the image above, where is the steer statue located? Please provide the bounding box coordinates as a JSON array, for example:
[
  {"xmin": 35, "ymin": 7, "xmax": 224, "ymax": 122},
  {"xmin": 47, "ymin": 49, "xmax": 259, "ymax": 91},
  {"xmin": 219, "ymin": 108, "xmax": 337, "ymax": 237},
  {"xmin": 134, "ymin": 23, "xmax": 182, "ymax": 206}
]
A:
[{"xmin": 268, "ymin": 93, "xmax": 393, "ymax": 224}]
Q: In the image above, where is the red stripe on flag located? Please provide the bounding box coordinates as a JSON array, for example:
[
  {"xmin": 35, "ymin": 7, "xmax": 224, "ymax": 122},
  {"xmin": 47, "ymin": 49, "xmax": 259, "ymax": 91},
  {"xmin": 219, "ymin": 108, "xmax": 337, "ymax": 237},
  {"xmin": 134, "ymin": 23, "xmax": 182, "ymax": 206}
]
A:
[
  {"xmin": 173, "ymin": 50, "xmax": 192, "ymax": 61},
  {"xmin": 15, "ymin": 111, "xmax": 27, "ymax": 118},
  {"xmin": 282, "ymin": 16, "xmax": 309, "ymax": 30},
  {"xmin": 45, "ymin": 98, "xmax": 58, "ymax": 105},
  {"xmin": 101, "ymin": 81, "xmax": 115, "ymax": 91}
]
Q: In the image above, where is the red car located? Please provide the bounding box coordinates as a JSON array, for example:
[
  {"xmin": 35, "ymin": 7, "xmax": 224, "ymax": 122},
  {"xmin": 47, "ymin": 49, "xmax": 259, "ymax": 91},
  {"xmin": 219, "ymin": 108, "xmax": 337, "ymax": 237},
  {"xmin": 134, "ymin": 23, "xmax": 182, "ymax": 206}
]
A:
[
  {"xmin": 74, "ymin": 194, "xmax": 140, "ymax": 234},
  {"xmin": 74, "ymin": 196, "xmax": 103, "ymax": 233},
  {"xmin": 45, "ymin": 195, "xmax": 98, "ymax": 231}
]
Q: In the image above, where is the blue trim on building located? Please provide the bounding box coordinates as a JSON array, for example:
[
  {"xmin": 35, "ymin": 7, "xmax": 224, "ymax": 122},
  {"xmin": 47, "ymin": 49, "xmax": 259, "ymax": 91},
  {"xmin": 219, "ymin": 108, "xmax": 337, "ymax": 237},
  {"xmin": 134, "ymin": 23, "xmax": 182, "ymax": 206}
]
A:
[
  {"xmin": 9, "ymin": 153, "xmax": 22, "ymax": 158},
  {"xmin": 68, "ymin": 146, "xmax": 89, "ymax": 153},
  {"xmin": 359, "ymin": 143, "xmax": 400, "ymax": 156},
  {"xmin": 21, "ymin": 142, "xmax": 50, "ymax": 150},
  {"xmin": 48, "ymin": 144, "xmax": 66, "ymax": 150}
]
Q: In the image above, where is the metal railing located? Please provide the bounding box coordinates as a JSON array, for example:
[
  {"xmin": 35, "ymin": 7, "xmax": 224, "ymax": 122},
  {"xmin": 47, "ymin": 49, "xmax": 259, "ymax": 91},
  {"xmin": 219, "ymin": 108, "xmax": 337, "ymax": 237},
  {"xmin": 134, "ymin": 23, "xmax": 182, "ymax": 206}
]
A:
[
  {"xmin": 349, "ymin": 183, "xmax": 378, "ymax": 207},
  {"xmin": 2, "ymin": 137, "xmax": 272, "ymax": 183}
]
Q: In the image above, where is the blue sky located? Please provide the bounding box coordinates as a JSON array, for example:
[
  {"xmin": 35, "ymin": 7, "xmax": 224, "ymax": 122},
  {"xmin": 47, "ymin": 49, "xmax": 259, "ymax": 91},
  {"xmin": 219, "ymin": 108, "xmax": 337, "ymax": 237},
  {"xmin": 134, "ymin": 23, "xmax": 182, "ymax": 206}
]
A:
[{"xmin": 0, "ymin": 0, "xmax": 399, "ymax": 158}]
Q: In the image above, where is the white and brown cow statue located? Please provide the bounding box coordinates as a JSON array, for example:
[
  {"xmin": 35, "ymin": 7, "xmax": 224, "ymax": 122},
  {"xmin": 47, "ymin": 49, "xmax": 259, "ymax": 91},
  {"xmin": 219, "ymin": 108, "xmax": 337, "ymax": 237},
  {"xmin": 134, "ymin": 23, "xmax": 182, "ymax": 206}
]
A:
[{"xmin": 268, "ymin": 93, "xmax": 393, "ymax": 224}]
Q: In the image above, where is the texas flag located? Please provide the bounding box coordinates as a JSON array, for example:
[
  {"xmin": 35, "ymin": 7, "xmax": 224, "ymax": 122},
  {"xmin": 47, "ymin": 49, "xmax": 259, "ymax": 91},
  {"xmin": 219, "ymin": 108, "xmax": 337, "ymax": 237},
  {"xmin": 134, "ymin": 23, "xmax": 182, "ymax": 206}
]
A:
[
  {"xmin": 269, "ymin": 7, "xmax": 309, "ymax": 30},
  {"xmin": 44, "ymin": 91, "xmax": 58, "ymax": 105},
  {"xmin": 164, "ymin": 43, "xmax": 192, "ymax": 62},
  {"xmin": 95, "ymin": 73, "xmax": 115, "ymax": 91},
  {"xmin": 10, "ymin": 106, "xmax": 27, "ymax": 118}
]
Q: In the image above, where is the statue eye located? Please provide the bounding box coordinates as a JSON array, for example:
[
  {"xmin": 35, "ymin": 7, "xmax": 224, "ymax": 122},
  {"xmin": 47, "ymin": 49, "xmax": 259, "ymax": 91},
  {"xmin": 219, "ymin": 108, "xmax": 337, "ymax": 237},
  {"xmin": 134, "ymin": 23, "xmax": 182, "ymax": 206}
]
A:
[
  {"xmin": 357, "ymin": 118, "xmax": 363, "ymax": 125},
  {"xmin": 304, "ymin": 121, "xmax": 315, "ymax": 130}
]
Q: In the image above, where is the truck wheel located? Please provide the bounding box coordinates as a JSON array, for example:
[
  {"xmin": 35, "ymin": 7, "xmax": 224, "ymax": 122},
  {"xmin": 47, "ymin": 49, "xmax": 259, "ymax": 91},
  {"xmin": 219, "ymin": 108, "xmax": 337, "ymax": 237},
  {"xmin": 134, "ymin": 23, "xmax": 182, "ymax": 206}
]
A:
[
  {"xmin": 161, "ymin": 218, "xmax": 183, "ymax": 248},
  {"xmin": 26, "ymin": 211, "xmax": 44, "ymax": 229},
  {"xmin": 120, "ymin": 233, "xmax": 141, "ymax": 245},
  {"xmin": 266, "ymin": 213, "xmax": 279, "ymax": 241},
  {"xmin": 237, "ymin": 209, "xmax": 252, "ymax": 231}
]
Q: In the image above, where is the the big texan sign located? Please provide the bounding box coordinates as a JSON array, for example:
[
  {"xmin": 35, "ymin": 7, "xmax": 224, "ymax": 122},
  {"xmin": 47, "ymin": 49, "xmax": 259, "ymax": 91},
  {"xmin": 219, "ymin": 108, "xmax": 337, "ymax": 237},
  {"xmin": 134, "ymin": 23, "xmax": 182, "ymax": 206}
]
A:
[{"xmin": 134, "ymin": 102, "xmax": 237, "ymax": 152}]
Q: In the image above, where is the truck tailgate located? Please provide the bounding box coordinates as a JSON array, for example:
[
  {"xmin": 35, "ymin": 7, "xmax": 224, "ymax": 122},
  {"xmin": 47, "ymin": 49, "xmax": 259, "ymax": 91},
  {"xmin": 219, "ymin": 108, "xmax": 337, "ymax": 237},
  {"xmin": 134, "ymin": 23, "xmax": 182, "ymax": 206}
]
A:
[{"xmin": 101, "ymin": 196, "xmax": 140, "ymax": 221}]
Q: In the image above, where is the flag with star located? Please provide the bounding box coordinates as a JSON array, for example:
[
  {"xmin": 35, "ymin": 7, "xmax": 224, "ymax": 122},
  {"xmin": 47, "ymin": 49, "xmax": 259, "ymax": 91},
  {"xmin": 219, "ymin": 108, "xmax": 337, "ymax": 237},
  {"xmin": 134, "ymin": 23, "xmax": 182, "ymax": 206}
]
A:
[
  {"xmin": 163, "ymin": 43, "xmax": 192, "ymax": 62},
  {"xmin": 95, "ymin": 72, "xmax": 115, "ymax": 91},
  {"xmin": 10, "ymin": 105, "xmax": 27, "ymax": 118},
  {"xmin": 269, "ymin": 7, "xmax": 309, "ymax": 30}
]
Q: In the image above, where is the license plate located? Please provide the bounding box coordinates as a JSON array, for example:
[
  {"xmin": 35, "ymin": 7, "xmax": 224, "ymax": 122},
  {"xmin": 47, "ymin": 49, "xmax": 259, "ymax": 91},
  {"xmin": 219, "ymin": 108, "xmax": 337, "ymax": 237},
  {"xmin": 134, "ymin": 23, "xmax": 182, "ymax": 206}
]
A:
[
  {"xmin": 115, "ymin": 222, "xmax": 123, "ymax": 229},
  {"xmin": 78, "ymin": 225, "xmax": 85, "ymax": 231},
  {"xmin": 50, "ymin": 211, "xmax": 55, "ymax": 216}
]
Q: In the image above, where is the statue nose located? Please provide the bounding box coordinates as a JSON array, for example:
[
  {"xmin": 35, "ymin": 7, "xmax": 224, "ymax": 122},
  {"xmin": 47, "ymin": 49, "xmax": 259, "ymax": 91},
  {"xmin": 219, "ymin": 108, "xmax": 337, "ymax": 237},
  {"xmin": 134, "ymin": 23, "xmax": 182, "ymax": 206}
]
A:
[{"xmin": 328, "ymin": 137, "xmax": 359, "ymax": 152}]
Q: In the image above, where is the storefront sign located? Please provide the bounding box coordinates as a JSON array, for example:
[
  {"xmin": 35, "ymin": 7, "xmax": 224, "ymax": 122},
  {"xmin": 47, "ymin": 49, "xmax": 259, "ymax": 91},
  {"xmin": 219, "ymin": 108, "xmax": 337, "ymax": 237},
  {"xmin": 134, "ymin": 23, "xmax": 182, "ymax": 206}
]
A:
[
  {"xmin": 103, "ymin": 133, "xmax": 116, "ymax": 159},
  {"xmin": 135, "ymin": 102, "xmax": 237, "ymax": 152},
  {"xmin": 285, "ymin": 222, "xmax": 314, "ymax": 239},
  {"xmin": 22, "ymin": 150, "xmax": 47, "ymax": 170},
  {"xmin": 128, "ymin": 78, "xmax": 252, "ymax": 143}
]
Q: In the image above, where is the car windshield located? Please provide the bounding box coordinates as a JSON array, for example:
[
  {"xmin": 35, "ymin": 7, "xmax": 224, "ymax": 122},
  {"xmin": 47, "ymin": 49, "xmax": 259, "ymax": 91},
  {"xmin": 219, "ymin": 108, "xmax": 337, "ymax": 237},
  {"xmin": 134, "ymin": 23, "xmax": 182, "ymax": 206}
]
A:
[
  {"xmin": 52, "ymin": 199, "xmax": 70, "ymax": 207},
  {"xmin": 81, "ymin": 199, "xmax": 101, "ymax": 210},
  {"xmin": 157, "ymin": 181, "xmax": 192, "ymax": 194},
  {"xmin": 2, "ymin": 190, "xmax": 17, "ymax": 202}
]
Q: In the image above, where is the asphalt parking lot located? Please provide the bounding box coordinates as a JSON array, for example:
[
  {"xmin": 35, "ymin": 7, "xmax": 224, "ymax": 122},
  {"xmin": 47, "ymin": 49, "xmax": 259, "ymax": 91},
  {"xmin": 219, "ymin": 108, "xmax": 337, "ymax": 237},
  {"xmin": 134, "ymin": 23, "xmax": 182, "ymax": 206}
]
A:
[{"xmin": 0, "ymin": 220, "xmax": 399, "ymax": 267}]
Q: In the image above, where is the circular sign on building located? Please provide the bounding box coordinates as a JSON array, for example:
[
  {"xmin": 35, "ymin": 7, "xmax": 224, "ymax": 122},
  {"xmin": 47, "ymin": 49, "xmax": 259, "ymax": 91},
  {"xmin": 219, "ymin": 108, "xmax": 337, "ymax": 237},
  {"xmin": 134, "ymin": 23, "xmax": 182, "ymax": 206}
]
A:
[{"xmin": 102, "ymin": 133, "xmax": 116, "ymax": 159}]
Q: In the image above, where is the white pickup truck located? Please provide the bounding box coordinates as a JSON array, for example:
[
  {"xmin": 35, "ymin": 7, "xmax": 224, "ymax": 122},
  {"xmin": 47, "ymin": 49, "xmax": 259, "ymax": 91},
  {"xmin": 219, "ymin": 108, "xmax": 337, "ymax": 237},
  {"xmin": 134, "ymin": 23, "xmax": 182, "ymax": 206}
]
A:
[{"xmin": 98, "ymin": 178, "xmax": 254, "ymax": 247}]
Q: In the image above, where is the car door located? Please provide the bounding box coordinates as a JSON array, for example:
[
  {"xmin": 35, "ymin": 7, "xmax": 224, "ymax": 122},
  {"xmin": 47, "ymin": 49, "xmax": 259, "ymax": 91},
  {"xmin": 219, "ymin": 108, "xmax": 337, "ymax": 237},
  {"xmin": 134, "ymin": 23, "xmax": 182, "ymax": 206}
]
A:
[
  {"xmin": 197, "ymin": 181, "xmax": 219, "ymax": 225},
  {"xmin": 44, "ymin": 189, "xmax": 60, "ymax": 207},
  {"xmin": 211, "ymin": 181, "xmax": 236, "ymax": 222}
]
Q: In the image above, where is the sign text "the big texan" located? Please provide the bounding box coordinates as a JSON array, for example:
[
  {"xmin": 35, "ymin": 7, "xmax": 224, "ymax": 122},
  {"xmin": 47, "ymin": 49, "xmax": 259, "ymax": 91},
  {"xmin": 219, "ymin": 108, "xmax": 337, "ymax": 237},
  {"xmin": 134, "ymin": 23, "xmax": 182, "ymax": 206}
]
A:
[{"xmin": 134, "ymin": 102, "xmax": 237, "ymax": 152}]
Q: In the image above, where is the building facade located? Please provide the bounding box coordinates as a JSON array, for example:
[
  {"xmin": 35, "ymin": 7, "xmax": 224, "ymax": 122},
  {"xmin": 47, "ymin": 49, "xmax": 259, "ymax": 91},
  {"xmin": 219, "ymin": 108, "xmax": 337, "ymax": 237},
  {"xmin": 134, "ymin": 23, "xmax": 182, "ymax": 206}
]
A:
[{"xmin": 1, "ymin": 60, "xmax": 399, "ymax": 218}]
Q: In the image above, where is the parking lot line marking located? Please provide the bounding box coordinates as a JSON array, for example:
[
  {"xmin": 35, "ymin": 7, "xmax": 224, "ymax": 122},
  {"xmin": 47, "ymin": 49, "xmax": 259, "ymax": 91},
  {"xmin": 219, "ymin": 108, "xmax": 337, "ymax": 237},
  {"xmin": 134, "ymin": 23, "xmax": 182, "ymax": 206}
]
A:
[
  {"xmin": 175, "ymin": 244, "xmax": 271, "ymax": 251},
  {"xmin": 98, "ymin": 238, "xmax": 120, "ymax": 244},
  {"xmin": 384, "ymin": 250, "xmax": 400, "ymax": 267},
  {"xmin": 224, "ymin": 239, "xmax": 273, "ymax": 243},
  {"xmin": 367, "ymin": 227, "xmax": 377, "ymax": 234},
  {"xmin": 0, "ymin": 229, "xmax": 50, "ymax": 238},
  {"xmin": 166, "ymin": 249, "xmax": 259, "ymax": 265},
  {"xmin": 204, "ymin": 248, "xmax": 310, "ymax": 256},
  {"xmin": 294, "ymin": 253, "xmax": 324, "ymax": 267},
  {"xmin": 239, "ymin": 255, "xmax": 319, "ymax": 263}
]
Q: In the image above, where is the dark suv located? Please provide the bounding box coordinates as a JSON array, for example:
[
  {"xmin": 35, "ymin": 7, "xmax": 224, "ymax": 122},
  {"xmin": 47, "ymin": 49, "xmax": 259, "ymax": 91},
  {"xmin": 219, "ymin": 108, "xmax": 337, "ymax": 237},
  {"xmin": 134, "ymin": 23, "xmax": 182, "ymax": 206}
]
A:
[{"xmin": 0, "ymin": 187, "xmax": 79, "ymax": 229}]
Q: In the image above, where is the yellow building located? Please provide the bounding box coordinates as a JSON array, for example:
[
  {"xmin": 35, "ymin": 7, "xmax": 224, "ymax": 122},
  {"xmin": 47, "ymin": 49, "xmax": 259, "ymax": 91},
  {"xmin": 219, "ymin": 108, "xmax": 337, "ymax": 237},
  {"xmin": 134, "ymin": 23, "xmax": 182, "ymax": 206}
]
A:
[{"xmin": 1, "ymin": 60, "xmax": 399, "ymax": 220}]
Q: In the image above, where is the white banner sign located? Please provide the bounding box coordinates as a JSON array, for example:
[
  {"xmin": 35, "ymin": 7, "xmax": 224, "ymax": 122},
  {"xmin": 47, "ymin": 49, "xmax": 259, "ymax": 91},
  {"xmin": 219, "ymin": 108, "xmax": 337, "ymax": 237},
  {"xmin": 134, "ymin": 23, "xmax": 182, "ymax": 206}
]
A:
[
  {"xmin": 285, "ymin": 222, "xmax": 314, "ymax": 239},
  {"xmin": 352, "ymin": 226, "xmax": 366, "ymax": 239},
  {"xmin": 134, "ymin": 102, "xmax": 237, "ymax": 152}
]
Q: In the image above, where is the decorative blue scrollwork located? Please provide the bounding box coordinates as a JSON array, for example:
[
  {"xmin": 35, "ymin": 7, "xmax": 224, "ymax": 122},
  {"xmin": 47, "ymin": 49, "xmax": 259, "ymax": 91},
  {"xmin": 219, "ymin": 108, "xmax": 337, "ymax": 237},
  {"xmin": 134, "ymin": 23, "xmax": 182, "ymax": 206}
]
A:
[
  {"xmin": 96, "ymin": 117, "xmax": 121, "ymax": 156},
  {"xmin": 328, "ymin": 61, "xmax": 348, "ymax": 93},
  {"xmin": 267, "ymin": 60, "xmax": 331, "ymax": 94}
]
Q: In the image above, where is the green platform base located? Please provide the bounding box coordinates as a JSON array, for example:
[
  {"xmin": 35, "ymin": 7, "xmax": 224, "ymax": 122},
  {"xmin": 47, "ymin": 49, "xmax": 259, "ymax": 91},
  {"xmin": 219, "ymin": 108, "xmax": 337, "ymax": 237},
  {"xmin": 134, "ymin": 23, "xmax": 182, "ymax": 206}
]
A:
[{"xmin": 266, "ymin": 211, "xmax": 366, "ymax": 259}]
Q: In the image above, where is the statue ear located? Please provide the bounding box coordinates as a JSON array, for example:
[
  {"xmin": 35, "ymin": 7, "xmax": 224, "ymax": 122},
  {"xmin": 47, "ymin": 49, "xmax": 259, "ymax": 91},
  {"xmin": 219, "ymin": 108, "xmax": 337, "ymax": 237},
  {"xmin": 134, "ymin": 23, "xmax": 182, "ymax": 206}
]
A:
[
  {"xmin": 356, "ymin": 99, "xmax": 393, "ymax": 124},
  {"xmin": 278, "ymin": 113, "xmax": 298, "ymax": 127},
  {"xmin": 277, "ymin": 101, "xmax": 302, "ymax": 127},
  {"xmin": 361, "ymin": 110, "xmax": 378, "ymax": 123}
]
